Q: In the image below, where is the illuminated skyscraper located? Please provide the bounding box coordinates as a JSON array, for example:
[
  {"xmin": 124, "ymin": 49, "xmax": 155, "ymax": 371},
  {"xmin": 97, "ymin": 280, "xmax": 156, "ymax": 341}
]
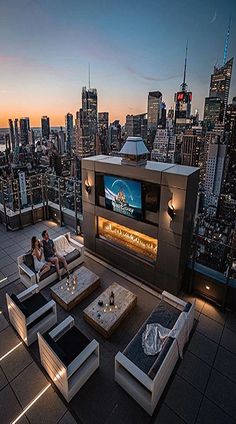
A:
[
  {"xmin": 98, "ymin": 112, "xmax": 109, "ymax": 154},
  {"xmin": 81, "ymin": 86, "xmax": 98, "ymax": 155},
  {"xmin": 174, "ymin": 42, "xmax": 192, "ymax": 130},
  {"xmin": 208, "ymin": 58, "xmax": 233, "ymax": 122},
  {"xmin": 41, "ymin": 116, "xmax": 50, "ymax": 139},
  {"xmin": 14, "ymin": 119, "xmax": 19, "ymax": 146}
]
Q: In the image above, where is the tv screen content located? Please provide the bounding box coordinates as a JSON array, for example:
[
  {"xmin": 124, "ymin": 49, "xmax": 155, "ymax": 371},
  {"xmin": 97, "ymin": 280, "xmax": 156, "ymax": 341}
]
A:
[{"xmin": 104, "ymin": 175, "xmax": 143, "ymax": 220}]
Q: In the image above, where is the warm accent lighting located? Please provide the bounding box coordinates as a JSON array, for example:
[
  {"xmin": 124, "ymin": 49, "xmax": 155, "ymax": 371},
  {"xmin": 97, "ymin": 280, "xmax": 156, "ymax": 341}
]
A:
[
  {"xmin": 0, "ymin": 342, "xmax": 22, "ymax": 362},
  {"xmin": 0, "ymin": 277, "xmax": 7, "ymax": 284},
  {"xmin": 167, "ymin": 200, "xmax": 176, "ymax": 220},
  {"xmin": 85, "ymin": 179, "xmax": 91, "ymax": 193},
  {"xmin": 98, "ymin": 217, "xmax": 157, "ymax": 261},
  {"xmin": 205, "ymin": 285, "xmax": 210, "ymax": 290},
  {"xmin": 11, "ymin": 383, "xmax": 51, "ymax": 424}
]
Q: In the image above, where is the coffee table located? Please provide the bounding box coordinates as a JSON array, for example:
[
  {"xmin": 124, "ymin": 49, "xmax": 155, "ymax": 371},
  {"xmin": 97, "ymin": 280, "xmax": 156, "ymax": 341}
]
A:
[
  {"xmin": 50, "ymin": 266, "xmax": 100, "ymax": 311},
  {"xmin": 83, "ymin": 282, "xmax": 137, "ymax": 338}
]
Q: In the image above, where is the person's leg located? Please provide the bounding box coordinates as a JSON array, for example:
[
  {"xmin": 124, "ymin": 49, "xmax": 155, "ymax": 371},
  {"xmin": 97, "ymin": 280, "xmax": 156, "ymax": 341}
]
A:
[
  {"xmin": 49, "ymin": 256, "xmax": 61, "ymax": 279},
  {"xmin": 57, "ymin": 255, "xmax": 69, "ymax": 273},
  {"xmin": 39, "ymin": 263, "xmax": 51, "ymax": 277}
]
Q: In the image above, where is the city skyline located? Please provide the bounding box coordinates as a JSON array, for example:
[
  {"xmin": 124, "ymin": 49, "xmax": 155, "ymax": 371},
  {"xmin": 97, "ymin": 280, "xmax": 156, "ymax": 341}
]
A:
[{"xmin": 0, "ymin": 0, "xmax": 236, "ymax": 127}]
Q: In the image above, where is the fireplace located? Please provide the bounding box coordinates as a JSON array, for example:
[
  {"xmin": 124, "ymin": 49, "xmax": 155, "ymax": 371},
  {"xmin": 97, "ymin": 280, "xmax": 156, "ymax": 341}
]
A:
[{"xmin": 97, "ymin": 217, "xmax": 157, "ymax": 262}]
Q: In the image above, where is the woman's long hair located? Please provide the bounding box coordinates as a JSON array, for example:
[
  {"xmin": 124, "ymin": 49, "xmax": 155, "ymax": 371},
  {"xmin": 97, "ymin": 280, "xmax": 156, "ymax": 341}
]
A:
[{"xmin": 31, "ymin": 236, "xmax": 37, "ymax": 252}]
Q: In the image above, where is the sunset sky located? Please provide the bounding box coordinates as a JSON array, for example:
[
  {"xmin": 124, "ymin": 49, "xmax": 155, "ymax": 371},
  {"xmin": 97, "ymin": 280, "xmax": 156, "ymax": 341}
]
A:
[{"xmin": 0, "ymin": 0, "xmax": 236, "ymax": 127}]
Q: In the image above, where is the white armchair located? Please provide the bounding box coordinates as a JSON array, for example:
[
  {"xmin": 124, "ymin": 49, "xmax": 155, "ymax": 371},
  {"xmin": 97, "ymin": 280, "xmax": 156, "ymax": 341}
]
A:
[
  {"xmin": 38, "ymin": 316, "xmax": 99, "ymax": 402},
  {"xmin": 6, "ymin": 284, "xmax": 57, "ymax": 346}
]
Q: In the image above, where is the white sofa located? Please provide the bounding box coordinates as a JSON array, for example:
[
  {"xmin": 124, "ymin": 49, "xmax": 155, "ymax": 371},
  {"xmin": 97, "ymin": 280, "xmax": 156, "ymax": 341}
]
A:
[
  {"xmin": 17, "ymin": 232, "xmax": 84, "ymax": 290},
  {"xmin": 6, "ymin": 284, "xmax": 57, "ymax": 346},
  {"xmin": 115, "ymin": 291, "xmax": 195, "ymax": 415},
  {"xmin": 38, "ymin": 316, "xmax": 99, "ymax": 402}
]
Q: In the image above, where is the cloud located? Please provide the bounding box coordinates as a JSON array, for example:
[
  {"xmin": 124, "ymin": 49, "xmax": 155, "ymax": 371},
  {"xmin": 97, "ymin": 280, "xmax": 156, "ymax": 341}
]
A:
[
  {"xmin": 210, "ymin": 11, "xmax": 217, "ymax": 24},
  {"xmin": 125, "ymin": 66, "xmax": 180, "ymax": 82}
]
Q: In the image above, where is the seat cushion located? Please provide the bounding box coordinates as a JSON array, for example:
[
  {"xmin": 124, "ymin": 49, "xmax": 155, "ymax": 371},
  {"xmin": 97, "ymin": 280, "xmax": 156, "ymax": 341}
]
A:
[
  {"xmin": 23, "ymin": 253, "xmax": 35, "ymax": 272},
  {"xmin": 65, "ymin": 249, "xmax": 80, "ymax": 264},
  {"xmin": 39, "ymin": 266, "xmax": 56, "ymax": 281},
  {"xmin": 123, "ymin": 300, "xmax": 181, "ymax": 376},
  {"xmin": 56, "ymin": 326, "xmax": 90, "ymax": 366},
  {"xmin": 10, "ymin": 294, "xmax": 29, "ymax": 317},
  {"xmin": 22, "ymin": 293, "xmax": 48, "ymax": 316}
]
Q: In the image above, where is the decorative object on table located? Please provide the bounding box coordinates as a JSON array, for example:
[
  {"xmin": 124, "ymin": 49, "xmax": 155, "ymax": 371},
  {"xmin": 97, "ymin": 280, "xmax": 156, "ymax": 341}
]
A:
[
  {"xmin": 142, "ymin": 323, "xmax": 170, "ymax": 355},
  {"xmin": 66, "ymin": 274, "xmax": 70, "ymax": 289},
  {"xmin": 73, "ymin": 272, "xmax": 78, "ymax": 288},
  {"xmin": 98, "ymin": 300, "xmax": 103, "ymax": 306},
  {"xmin": 109, "ymin": 290, "xmax": 114, "ymax": 306}
]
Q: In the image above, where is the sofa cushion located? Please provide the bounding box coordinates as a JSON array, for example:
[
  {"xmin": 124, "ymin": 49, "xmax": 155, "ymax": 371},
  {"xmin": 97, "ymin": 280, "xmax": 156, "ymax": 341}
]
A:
[
  {"xmin": 10, "ymin": 294, "xmax": 29, "ymax": 317},
  {"xmin": 148, "ymin": 337, "xmax": 175, "ymax": 379},
  {"xmin": 57, "ymin": 326, "xmax": 90, "ymax": 366},
  {"xmin": 123, "ymin": 300, "xmax": 181, "ymax": 375},
  {"xmin": 65, "ymin": 249, "xmax": 80, "ymax": 264},
  {"xmin": 44, "ymin": 333, "xmax": 67, "ymax": 364},
  {"xmin": 22, "ymin": 293, "xmax": 48, "ymax": 315},
  {"xmin": 24, "ymin": 253, "xmax": 35, "ymax": 272},
  {"xmin": 183, "ymin": 302, "xmax": 192, "ymax": 313},
  {"xmin": 39, "ymin": 266, "xmax": 56, "ymax": 281}
]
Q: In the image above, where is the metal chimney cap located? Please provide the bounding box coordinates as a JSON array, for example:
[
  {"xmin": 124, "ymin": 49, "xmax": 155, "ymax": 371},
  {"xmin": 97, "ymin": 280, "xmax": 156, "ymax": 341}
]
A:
[{"xmin": 119, "ymin": 137, "xmax": 149, "ymax": 156}]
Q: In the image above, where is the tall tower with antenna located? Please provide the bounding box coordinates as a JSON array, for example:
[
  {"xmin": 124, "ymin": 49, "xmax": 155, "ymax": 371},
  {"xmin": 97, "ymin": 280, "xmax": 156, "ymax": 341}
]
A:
[
  {"xmin": 174, "ymin": 41, "xmax": 192, "ymax": 130},
  {"xmin": 223, "ymin": 17, "xmax": 231, "ymax": 66}
]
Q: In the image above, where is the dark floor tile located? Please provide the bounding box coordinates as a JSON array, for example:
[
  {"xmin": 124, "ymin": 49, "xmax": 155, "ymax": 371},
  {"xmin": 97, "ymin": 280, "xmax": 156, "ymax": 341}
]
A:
[
  {"xmin": 11, "ymin": 362, "xmax": 49, "ymax": 408},
  {"xmin": 214, "ymin": 346, "xmax": 236, "ymax": 383},
  {"xmin": 202, "ymin": 303, "xmax": 226, "ymax": 325},
  {"xmin": 225, "ymin": 311, "xmax": 236, "ymax": 333},
  {"xmin": 0, "ymin": 255, "xmax": 15, "ymax": 269},
  {"xmin": 58, "ymin": 411, "xmax": 78, "ymax": 424},
  {"xmin": 0, "ymin": 367, "xmax": 8, "ymax": 391},
  {"xmin": 0, "ymin": 384, "xmax": 23, "ymax": 424},
  {"xmin": 26, "ymin": 386, "xmax": 66, "ymax": 424},
  {"xmin": 1, "ymin": 262, "xmax": 19, "ymax": 277},
  {"xmin": 1, "ymin": 342, "xmax": 33, "ymax": 382},
  {"xmin": 4, "ymin": 244, "xmax": 22, "ymax": 255},
  {"xmin": 206, "ymin": 369, "xmax": 236, "ymax": 420},
  {"xmin": 164, "ymin": 375, "xmax": 202, "ymax": 423},
  {"xmin": 0, "ymin": 313, "xmax": 9, "ymax": 333},
  {"xmin": 220, "ymin": 327, "xmax": 236, "ymax": 355},
  {"xmin": 0, "ymin": 238, "xmax": 17, "ymax": 248},
  {"xmin": 188, "ymin": 331, "xmax": 218, "ymax": 365},
  {"xmin": 153, "ymin": 404, "xmax": 185, "ymax": 424},
  {"xmin": 0, "ymin": 326, "xmax": 21, "ymax": 358},
  {"xmin": 196, "ymin": 397, "xmax": 235, "ymax": 424},
  {"xmin": 177, "ymin": 351, "xmax": 211, "ymax": 393},
  {"xmin": 197, "ymin": 314, "xmax": 223, "ymax": 344}
]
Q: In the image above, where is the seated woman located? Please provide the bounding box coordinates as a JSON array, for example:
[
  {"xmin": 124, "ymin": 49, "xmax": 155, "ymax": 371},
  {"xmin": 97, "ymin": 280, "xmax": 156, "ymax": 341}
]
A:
[{"xmin": 31, "ymin": 236, "xmax": 51, "ymax": 279}]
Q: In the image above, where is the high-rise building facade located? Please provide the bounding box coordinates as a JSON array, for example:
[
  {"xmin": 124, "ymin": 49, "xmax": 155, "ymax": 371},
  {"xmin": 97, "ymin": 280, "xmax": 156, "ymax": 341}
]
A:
[
  {"xmin": 81, "ymin": 86, "xmax": 98, "ymax": 155},
  {"xmin": 151, "ymin": 118, "xmax": 176, "ymax": 163},
  {"xmin": 147, "ymin": 91, "xmax": 162, "ymax": 131},
  {"xmin": 41, "ymin": 116, "xmax": 50, "ymax": 139},
  {"xmin": 125, "ymin": 113, "xmax": 147, "ymax": 142},
  {"xmin": 14, "ymin": 119, "xmax": 20, "ymax": 146},
  {"xmin": 174, "ymin": 43, "xmax": 192, "ymax": 131},
  {"xmin": 203, "ymin": 135, "xmax": 226, "ymax": 215},
  {"xmin": 20, "ymin": 117, "xmax": 30, "ymax": 145},
  {"xmin": 209, "ymin": 58, "xmax": 233, "ymax": 121},
  {"xmin": 203, "ymin": 97, "xmax": 223, "ymax": 130},
  {"xmin": 8, "ymin": 119, "xmax": 15, "ymax": 150},
  {"xmin": 180, "ymin": 128, "xmax": 203, "ymax": 167},
  {"xmin": 65, "ymin": 113, "xmax": 73, "ymax": 154},
  {"xmin": 98, "ymin": 112, "xmax": 109, "ymax": 154}
]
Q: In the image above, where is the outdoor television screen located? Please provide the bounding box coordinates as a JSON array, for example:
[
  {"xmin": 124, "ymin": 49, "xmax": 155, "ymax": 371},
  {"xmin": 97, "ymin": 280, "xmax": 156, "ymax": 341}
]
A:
[{"xmin": 104, "ymin": 175, "xmax": 143, "ymax": 220}]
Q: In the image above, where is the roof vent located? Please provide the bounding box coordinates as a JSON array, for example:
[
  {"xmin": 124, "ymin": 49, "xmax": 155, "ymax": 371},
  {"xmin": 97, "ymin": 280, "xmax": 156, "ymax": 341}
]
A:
[{"xmin": 119, "ymin": 137, "xmax": 149, "ymax": 166}]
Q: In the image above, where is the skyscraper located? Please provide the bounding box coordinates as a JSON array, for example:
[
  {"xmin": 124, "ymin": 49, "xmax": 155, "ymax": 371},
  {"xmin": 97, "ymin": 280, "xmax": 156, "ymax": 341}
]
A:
[
  {"xmin": 81, "ymin": 86, "xmax": 98, "ymax": 155},
  {"xmin": 20, "ymin": 117, "xmax": 30, "ymax": 145},
  {"xmin": 174, "ymin": 42, "xmax": 192, "ymax": 130},
  {"xmin": 208, "ymin": 58, "xmax": 233, "ymax": 122},
  {"xmin": 41, "ymin": 116, "xmax": 50, "ymax": 139},
  {"xmin": 14, "ymin": 119, "xmax": 19, "ymax": 146},
  {"xmin": 151, "ymin": 118, "xmax": 176, "ymax": 163},
  {"xmin": 65, "ymin": 113, "xmax": 73, "ymax": 154},
  {"xmin": 8, "ymin": 119, "xmax": 15, "ymax": 151},
  {"xmin": 125, "ymin": 113, "xmax": 147, "ymax": 142},
  {"xmin": 203, "ymin": 97, "xmax": 223, "ymax": 130},
  {"xmin": 98, "ymin": 112, "xmax": 109, "ymax": 154},
  {"xmin": 147, "ymin": 91, "xmax": 162, "ymax": 131}
]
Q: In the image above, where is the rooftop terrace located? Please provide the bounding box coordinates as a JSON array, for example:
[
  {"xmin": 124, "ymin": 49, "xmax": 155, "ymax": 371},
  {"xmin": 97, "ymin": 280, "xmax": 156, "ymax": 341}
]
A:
[{"xmin": 0, "ymin": 221, "xmax": 236, "ymax": 424}]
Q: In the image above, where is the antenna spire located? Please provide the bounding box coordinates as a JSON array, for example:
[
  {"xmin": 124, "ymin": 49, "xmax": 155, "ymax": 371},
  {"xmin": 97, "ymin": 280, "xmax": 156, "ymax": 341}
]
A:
[
  {"xmin": 223, "ymin": 17, "xmax": 231, "ymax": 66},
  {"xmin": 181, "ymin": 40, "xmax": 188, "ymax": 92},
  {"xmin": 88, "ymin": 63, "xmax": 91, "ymax": 89}
]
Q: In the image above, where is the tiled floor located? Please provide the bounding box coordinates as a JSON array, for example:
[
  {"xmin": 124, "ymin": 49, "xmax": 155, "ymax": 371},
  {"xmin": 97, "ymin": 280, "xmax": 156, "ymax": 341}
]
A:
[{"xmin": 0, "ymin": 221, "xmax": 236, "ymax": 424}]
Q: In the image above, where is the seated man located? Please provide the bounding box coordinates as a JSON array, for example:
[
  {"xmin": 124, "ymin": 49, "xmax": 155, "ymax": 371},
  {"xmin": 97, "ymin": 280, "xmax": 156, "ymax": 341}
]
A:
[{"xmin": 42, "ymin": 230, "xmax": 69, "ymax": 280}]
